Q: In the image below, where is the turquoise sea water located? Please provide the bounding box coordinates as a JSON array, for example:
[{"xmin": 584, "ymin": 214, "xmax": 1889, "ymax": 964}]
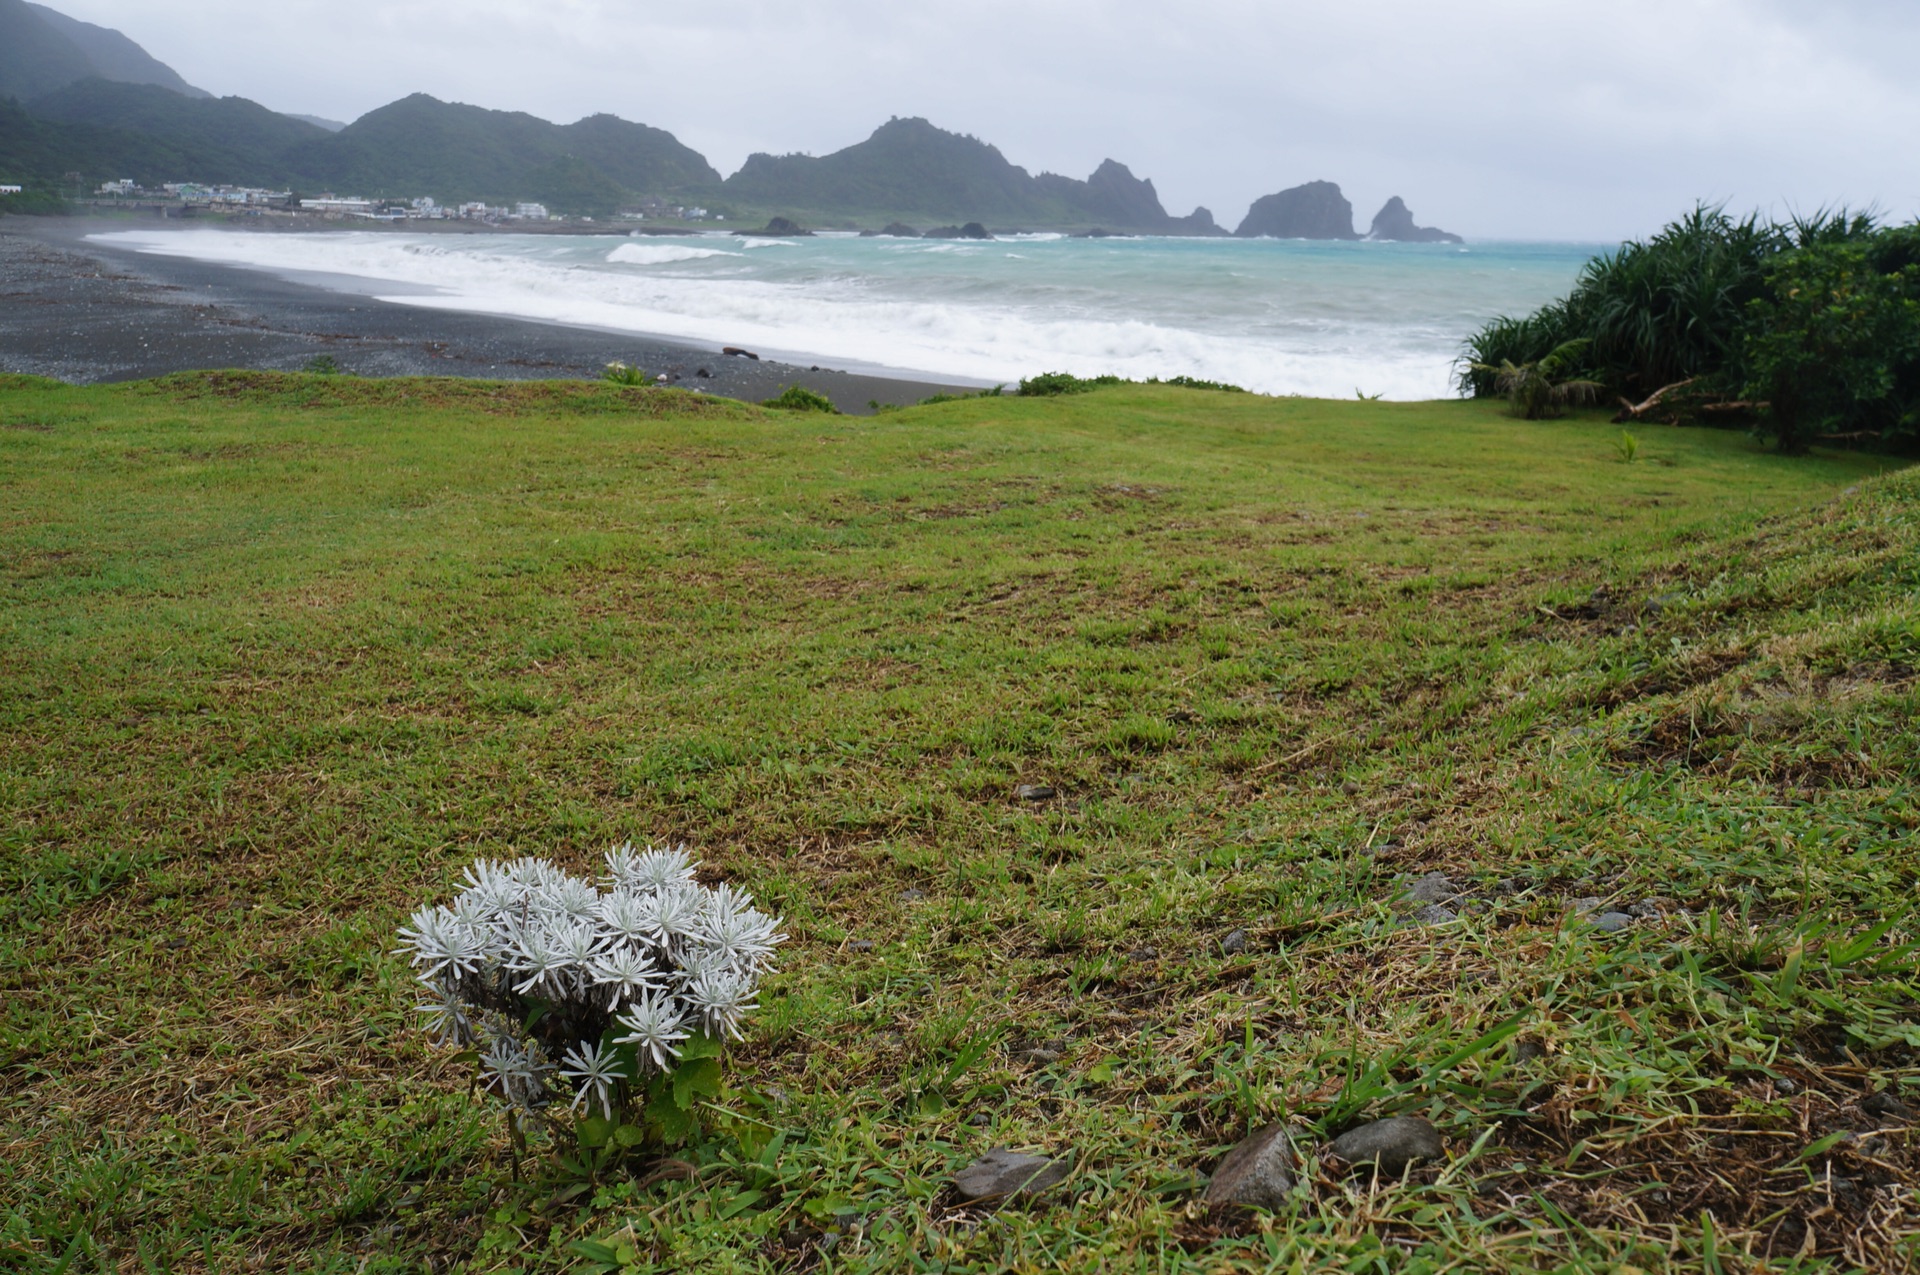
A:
[{"xmin": 95, "ymin": 229, "xmax": 1603, "ymax": 398}]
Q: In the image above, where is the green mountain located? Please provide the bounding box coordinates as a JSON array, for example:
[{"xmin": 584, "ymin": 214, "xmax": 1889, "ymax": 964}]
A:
[
  {"xmin": 23, "ymin": 2, "xmax": 208, "ymax": 98},
  {"xmin": 0, "ymin": 0, "xmax": 209, "ymax": 104},
  {"xmin": 0, "ymin": 94, "xmax": 207, "ymax": 187},
  {"xmin": 720, "ymin": 117, "xmax": 1219, "ymax": 232},
  {"xmin": 29, "ymin": 79, "xmax": 324, "ymax": 183},
  {"xmin": 0, "ymin": 0, "xmax": 97, "ymax": 102},
  {"xmin": 280, "ymin": 94, "xmax": 720, "ymax": 205}
]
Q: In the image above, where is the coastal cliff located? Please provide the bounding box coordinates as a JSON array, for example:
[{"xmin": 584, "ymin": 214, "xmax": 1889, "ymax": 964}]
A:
[
  {"xmin": 1234, "ymin": 181, "xmax": 1359, "ymax": 240},
  {"xmin": 1367, "ymin": 196, "xmax": 1464, "ymax": 243}
]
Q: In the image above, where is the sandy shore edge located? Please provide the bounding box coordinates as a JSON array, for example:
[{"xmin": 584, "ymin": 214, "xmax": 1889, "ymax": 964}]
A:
[{"xmin": 0, "ymin": 216, "xmax": 979, "ymax": 413}]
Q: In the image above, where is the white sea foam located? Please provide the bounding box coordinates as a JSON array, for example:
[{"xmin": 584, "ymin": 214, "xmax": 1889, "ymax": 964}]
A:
[
  {"xmin": 606, "ymin": 243, "xmax": 737, "ymax": 265},
  {"xmin": 735, "ymin": 238, "xmax": 796, "ymax": 250},
  {"xmin": 88, "ymin": 228, "xmax": 1595, "ymax": 398}
]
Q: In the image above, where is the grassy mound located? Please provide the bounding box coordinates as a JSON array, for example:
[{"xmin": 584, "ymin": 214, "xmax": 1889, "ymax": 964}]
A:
[{"xmin": 2, "ymin": 377, "xmax": 1915, "ymax": 1271}]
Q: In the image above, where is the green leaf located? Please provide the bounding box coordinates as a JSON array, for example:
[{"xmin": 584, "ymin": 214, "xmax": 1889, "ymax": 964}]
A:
[
  {"xmin": 678, "ymin": 1032, "xmax": 725, "ymax": 1061},
  {"xmin": 716, "ymin": 1189, "xmax": 766, "ymax": 1219},
  {"xmin": 568, "ymin": 1238, "xmax": 621, "ymax": 1265},
  {"xmin": 673, "ymin": 1057, "xmax": 723, "ymax": 1109},
  {"xmin": 1795, "ymin": 1131, "xmax": 1851, "ymax": 1163},
  {"xmin": 577, "ymin": 1115, "xmax": 614, "ymax": 1149}
]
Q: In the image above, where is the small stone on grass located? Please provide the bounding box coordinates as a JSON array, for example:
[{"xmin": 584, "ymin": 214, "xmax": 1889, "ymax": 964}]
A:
[
  {"xmin": 1402, "ymin": 872, "xmax": 1456, "ymax": 905},
  {"xmin": 1864, "ymin": 1092, "xmax": 1914, "ymax": 1121},
  {"xmin": 953, "ymin": 1149, "xmax": 1070, "ymax": 1202},
  {"xmin": 1204, "ymin": 1123, "xmax": 1296, "ymax": 1209},
  {"xmin": 1328, "ymin": 1117, "xmax": 1445, "ymax": 1177}
]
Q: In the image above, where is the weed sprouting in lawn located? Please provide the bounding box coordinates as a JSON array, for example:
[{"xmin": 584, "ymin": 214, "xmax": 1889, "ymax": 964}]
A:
[{"xmin": 601, "ymin": 361, "xmax": 653, "ymax": 387}]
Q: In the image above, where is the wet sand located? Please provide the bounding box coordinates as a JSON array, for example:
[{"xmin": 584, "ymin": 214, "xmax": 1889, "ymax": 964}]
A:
[{"xmin": 0, "ymin": 216, "xmax": 974, "ymax": 413}]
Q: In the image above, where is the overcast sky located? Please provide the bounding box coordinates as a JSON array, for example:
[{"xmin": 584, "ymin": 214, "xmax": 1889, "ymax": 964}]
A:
[{"xmin": 47, "ymin": 0, "xmax": 1920, "ymax": 240}]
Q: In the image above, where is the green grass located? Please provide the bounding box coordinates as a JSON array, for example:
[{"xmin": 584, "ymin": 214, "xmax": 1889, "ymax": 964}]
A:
[{"xmin": 3, "ymin": 370, "xmax": 1917, "ymax": 1273}]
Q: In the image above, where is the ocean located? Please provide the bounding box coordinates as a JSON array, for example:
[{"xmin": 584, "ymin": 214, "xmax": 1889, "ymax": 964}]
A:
[{"xmin": 90, "ymin": 228, "xmax": 1600, "ymax": 399}]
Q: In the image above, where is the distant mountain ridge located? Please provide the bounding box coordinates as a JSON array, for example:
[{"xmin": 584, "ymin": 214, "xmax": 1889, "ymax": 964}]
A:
[
  {"xmin": 0, "ymin": 0, "xmax": 207, "ymax": 102},
  {"xmin": 23, "ymin": 2, "xmax": 208, "ymax": 98},
  {"xmin": 723, "ymin": 117, "xmax": 1223, "ymax": 233},
  {"xmin": 0, "ymin": 4, "xmax": 1466, "ymax": 238},
  {"xmin": 30, "ymin": 79, "xmax": 326, "ymax": 182},
  {"xmin": 279, "ymin": 94, "xmax": 720, "ymax": 207}
]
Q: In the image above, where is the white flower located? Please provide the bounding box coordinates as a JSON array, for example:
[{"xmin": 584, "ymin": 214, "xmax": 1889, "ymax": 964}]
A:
[
  {"xmin": 614, "ymin": 992, "xmax": 690, "ymax": 1071},
  {"xmin": 507, "ymin": 923, "xmax": 571, "ymax": 996},
  {"xmin": 558, "ymin": 1039, "xmax": 629, "ymax": 1118},
  {"xmin": 550, "ymin": 916, "xmax": 602, "ymax": 967},
  {"xmin": 698, "ymin": 890, "xmax": 785, "ymax": 973},
  {"xmin": 457, "ymin": 859, "xmax": 521, "ymax": 915},
  {"xmin": 626, "ymin": 846, "xmax": 699, "ymax": 894},
  {"xmin": 652, "ymin": 884, "xmax": 708, "ymax": 951},
  {"xmin": 413, "ymin": 978, "xmax": 474, "ymax": 1046},
  {"xmin": 480, "ymin": 1032, "xmax": 550, "ymax": 1109},
  {"xmin": 596, "ymin": 890, "xmax": 661, "ymax": 947},
  {"xmin": 542, "ymin": 877, "xmax": 603, "ymax": 924},
  {"xmin": 590, "ymin": 945, "xmax": 663, "ymax": 1005},
  {"xmin": 508, "ymin": 857, "xmax": 564, "ymax": 890},
  {"xmin": 685, "ymin": 961, "xmax": 759, "ymax": 1041},
  {"xmin": 395, "ymin": 905, "xmax": 486, "ymax": 980},
  {"xmin": 603, "ymin": 842, "xmax": 644, "ymax": 890}
]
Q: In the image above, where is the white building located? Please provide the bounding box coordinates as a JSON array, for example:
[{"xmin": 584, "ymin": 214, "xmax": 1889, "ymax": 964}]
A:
[
  {"xmin": 97, "ymin": 179, "xmax": 136, "ymax": 196},
  {"xmin": 301, "ymin": 197, "xmax": 376, "ymax": 215},
  {"xmin": 0, "ymin": 184, "xmax": 23, "ymax": 195},
  {"xmin": 512, "ymin": 202, "xmax": 550, "ymax": 221}
]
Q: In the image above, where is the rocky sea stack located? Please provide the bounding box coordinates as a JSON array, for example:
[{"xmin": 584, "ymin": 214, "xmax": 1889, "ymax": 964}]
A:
[
  {"xmin": 1234, "ymin": 181, "xmax": 1359, "ymax": 240},
  {"xmin": 1368, "ymin": 196, "xmax": 1463, "ymax": 243}
]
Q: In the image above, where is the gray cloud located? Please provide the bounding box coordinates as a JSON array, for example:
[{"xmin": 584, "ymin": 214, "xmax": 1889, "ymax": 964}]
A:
[{"xmin": 47, "ymin": 0, "xmax": 1920, "ymax": 239}]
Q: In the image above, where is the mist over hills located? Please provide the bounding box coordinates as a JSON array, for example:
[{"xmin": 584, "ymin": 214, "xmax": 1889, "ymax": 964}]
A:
[
  {"xmin": 0, "ymin": 3, "xmax": 1460, "ymax": 238},
  {"xmin": 0, "ymin": 0, "xmax": 206, "ymax": 102}
]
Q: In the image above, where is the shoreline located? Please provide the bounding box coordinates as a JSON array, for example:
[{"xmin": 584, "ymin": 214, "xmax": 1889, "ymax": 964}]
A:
[{"xmin": 0, "ymin": 216, "xmax": 980, "ymax": 413}]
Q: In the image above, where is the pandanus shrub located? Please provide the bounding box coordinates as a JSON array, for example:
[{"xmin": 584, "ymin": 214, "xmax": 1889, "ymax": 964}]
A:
[
  {"xmin": 1470, "ymin": 338, "xmax": 1605, "ymax": 420},
  {"xmin": 396, "ymin": 845, "xmax": 783, "ymax": 1151}
]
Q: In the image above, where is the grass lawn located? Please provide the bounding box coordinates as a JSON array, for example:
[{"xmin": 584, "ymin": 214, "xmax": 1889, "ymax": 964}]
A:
[{"xmin": 3, "ymin": 371, "xmax": 1917, "ymax": 1273}]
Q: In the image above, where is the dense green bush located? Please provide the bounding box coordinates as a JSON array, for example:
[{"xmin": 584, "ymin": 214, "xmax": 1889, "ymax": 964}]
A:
[
  {"xmin": 761, "ymin": 384, "xmax": 839, "ymax": 413},
  {"xmin": 1017, "ymin": 371, "xmax": 1125, "ymax": 396},
  {"xmin": 0, "ymin": 188, "xmax": 71, "ymax": 215},
  {"xmin": 1743, "ymin": 228, "xmax": 1920, "ymax": 453},
  {"xmin": 1461, "ymin": 206, "xmax": 1920, "ymax": 452}
]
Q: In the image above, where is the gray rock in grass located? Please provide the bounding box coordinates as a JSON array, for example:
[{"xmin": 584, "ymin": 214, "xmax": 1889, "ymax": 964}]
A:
[
  {"xmin": 1411, "ymin": 904, "xmax": 1457, "ymax": 926},
  {"xmin": 1220, "ymin": 929, "xmax": 1249, "ymax": 955},
  {"xmin": 1328, "ymin": 1117, "xmax": 1445, "ymax": 1176},
  {"xmin": 1591, "ymin": 912, "xmax": 1635, "ymax": 933},
  {"xmin": 1016, "ymin": 784, "xmax": 1057, "ymax": 801},
  {"xmin": 1568, "ymin": 896, "xmax": 1606, "ymax": 915},
  {"xmin": 1863, "ymin": 1091, "xmax": 1914, "ymax": 1121},
  {"xmin": 1204, "ymin": 1123, "xmax": 1297, "ymax": 1209},
  {"xmin": 953, "ymin": 1149, "xmax": 1070, "ymax": 1202},
  {"xmin": 1402, "ymin": 872, "xmax": 1456, "ymax": 905}
]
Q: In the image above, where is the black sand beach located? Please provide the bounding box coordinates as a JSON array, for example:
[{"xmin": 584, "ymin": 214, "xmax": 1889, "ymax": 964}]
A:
[{"xmin": 0, "ymin": 217, "xmax": 972, "ymax": 412}]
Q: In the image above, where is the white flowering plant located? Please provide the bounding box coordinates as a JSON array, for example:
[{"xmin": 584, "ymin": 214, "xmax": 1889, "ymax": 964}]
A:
[{"xmin": 396, "ymin": 844, "xmax": 783, "ymax": 1154}]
